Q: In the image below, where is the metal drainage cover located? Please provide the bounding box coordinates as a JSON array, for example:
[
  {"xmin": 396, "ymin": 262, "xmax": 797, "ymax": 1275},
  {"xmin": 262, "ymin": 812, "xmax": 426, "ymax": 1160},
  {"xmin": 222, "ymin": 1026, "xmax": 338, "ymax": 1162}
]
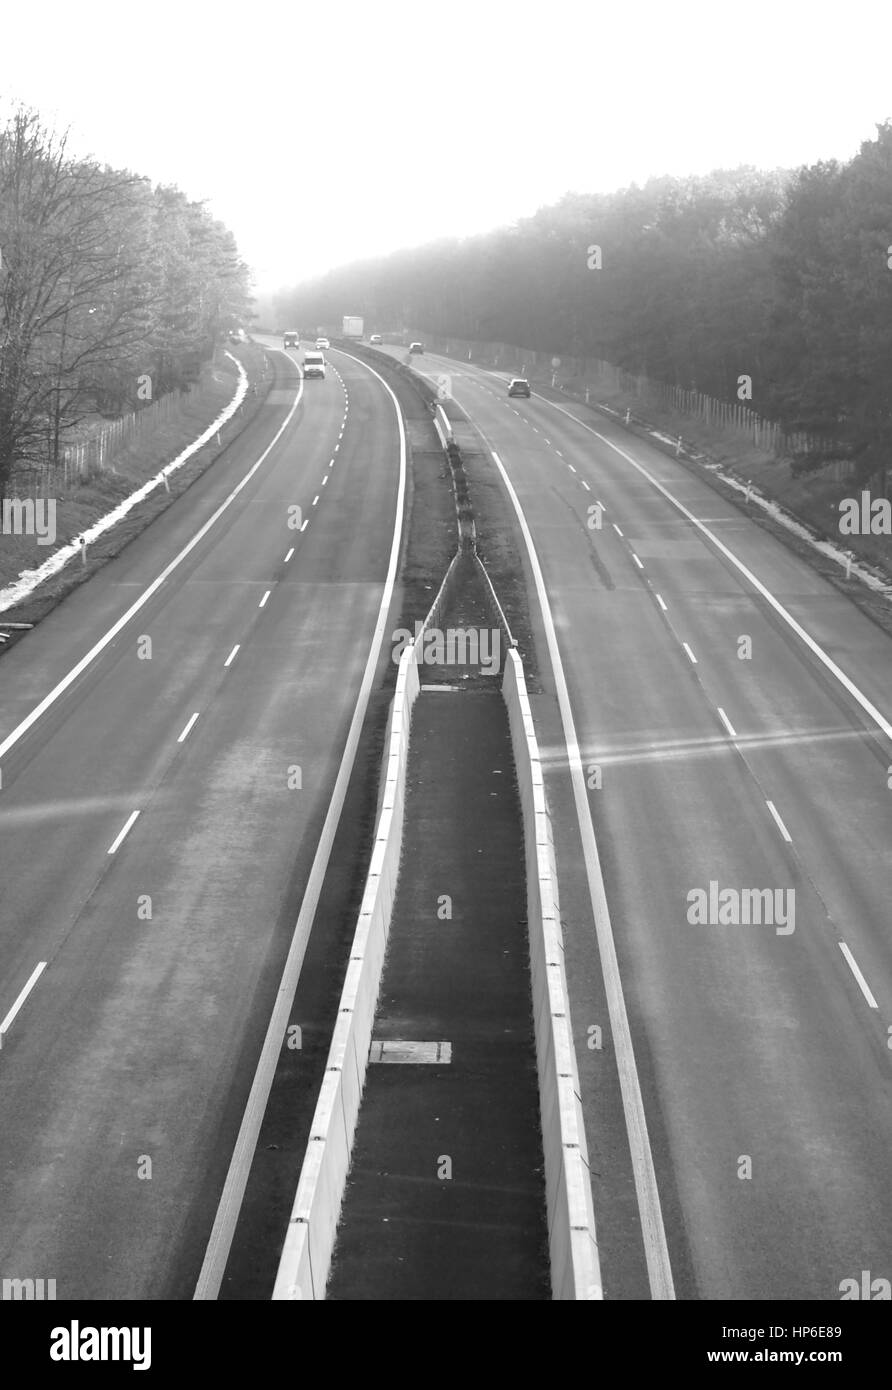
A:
[{"xmin": 369, "ymin": 1040, "xmax": 453, "ymax": 1064}]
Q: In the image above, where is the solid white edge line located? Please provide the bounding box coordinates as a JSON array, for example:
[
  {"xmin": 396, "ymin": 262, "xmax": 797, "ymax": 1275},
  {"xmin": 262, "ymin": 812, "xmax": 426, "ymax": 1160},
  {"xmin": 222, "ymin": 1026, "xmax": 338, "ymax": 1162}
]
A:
[
  {"xmin": 178, "ymin": 712, "xmax": 200, "ymax": 743},
  {"xmin": 682, "ymin": 642, "xmax": 697, "ymax": 664},
  {"xmin": 0, "ymin": 362, "xmax": 305, "ymax": 766},
  {"xmin": 0, "ymin": 961, "xmax": 47, "ymax": 1046},
  {"xmin": 765, "ymin": 799, "xmax": 793, "ymax": 843},
  {"xmin": 489, "ymin": 447, "xmax": 675, "ymax": 1300},
  {"xmin": 717, "ymin": 707, "xmax": 737, "ymax": 738},
  {"xmin": 224, "ymin": 645, "xmax": 240, "ymax": 668},
  {"xmin": 838, "ymin": 943, "xmax": 879, "ymax": 1009},
  {"xmin": 108, "ymin": 809, "xmax": 140, "ymax": 855},
  {"xmin": 539, "ymin": 396, "xmax": 892, "ymax": 746},
  {"xmin": 194, "ymin": 348, "xmax": 408, "ymax": 1301}
]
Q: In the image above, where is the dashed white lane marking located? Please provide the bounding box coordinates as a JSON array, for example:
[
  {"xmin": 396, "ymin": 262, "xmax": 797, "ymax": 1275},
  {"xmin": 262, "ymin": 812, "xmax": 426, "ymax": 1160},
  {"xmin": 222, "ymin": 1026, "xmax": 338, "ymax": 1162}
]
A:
[
  {"xmin": 612, "ymin": 523, "xmax": 623, "ymax": 537},
  {"xmin": 334, "ymin": 443, "xmax": 340, "ymax": 452},
  {"xmin": 656, "ymin": 593, "xmax": 668, "ymax": 612},
  {"xmin": 539, "ymin": 396, "xmax": 892, "ymax": 745},
  {"xmin": 0, "ymin": 962, "xmax": 47, "ymax": 1049},
  {"xmin": 568, "ymin": 464, "xmax": 577, "ymax": 473},
  {"xmin": 178, "ymin": 711, "xmax": 200, "ymax": 743},
  {"xmin": 300, "ymin": 519, "xmax": 308, "ymax": 532},
  {"xmin": 312, "ymin": 496, "xmax": 319, "ymax": 507},
  {"xmin": 259, "ymin": 590, "xmax": 270, "ymax": 609},
  {"xmin": 284, "ymin": 547, "xmax": 294, "ymax": 562},
  {"xmin": 838, "ymin": 943, "xmax": 879, "ymax": 1009},
  {"xmin": 108, "ymin": 809, "xmax": 140, "ymax": 855},
  {"xmin": 224, "ymin": 644, "xmax": 240, "ymax": 667},
  {"xmin": 555, "ymin": 450, "xmax": 563, "ymax": 457},
  {"xmin": 682, "ymin": 642, "xmax": 697, "ymax": 664},
  {"xmin": 766, "ymin": 799, "xmax": 792, "ymax": 843},
  {"xmin": 581, "ymin": 479, "xmax": 591, "ymax": 491},
  {"xmin": 322, "ymin": 475, "xmax": 328, "ymax": 485},
  {"xmin": 632, "ymin": 553, "xmax": 644, "ymax": 569},
  {"xmin": 717, "ymin": 707, "xmax": 737, "ymax": 738},
  {"xmin": 0, "ymin": 368, "xmax": 305, "ymax": 767}
]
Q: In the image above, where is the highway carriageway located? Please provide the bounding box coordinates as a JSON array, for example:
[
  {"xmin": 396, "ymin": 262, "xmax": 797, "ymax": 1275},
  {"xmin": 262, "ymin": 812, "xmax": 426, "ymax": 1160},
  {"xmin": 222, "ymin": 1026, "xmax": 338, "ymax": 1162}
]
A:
[
  {"xmin": 371, "ymin": 340, "xmax": 892, "ymax": 1301},
  {"xmin": 0, "ymin": 341, "xmax": 407, "ymax": 1297}
]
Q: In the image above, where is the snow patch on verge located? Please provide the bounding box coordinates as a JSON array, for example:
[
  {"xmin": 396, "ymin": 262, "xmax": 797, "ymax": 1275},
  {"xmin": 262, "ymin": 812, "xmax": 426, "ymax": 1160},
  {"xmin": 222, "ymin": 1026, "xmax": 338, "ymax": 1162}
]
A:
[
  {"xmin": 0, "ymin": 353, "xmax": 249, "ymax": 615},
  {"xmin": 714, "ymin": 468, "xmax": 892, "ymax": 597},
  {"xmin": 594, "ymin": 398, "xmax": 892, "ymax": 602}
]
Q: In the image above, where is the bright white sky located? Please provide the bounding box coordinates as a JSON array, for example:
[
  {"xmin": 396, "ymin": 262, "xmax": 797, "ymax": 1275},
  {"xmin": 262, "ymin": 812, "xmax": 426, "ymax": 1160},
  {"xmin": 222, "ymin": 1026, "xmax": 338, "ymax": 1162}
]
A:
[{"xmin": 2, "ymin": 0, "xmax": 890, "ymax": 298}]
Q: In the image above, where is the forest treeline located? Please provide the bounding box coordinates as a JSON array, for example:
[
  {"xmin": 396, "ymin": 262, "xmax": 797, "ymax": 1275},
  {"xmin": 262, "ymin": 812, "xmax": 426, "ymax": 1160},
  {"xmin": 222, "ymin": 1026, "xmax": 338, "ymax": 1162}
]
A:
[
  {"xmin": 0, "ymin": 106, "xmax": 252, "ymax": 496},
  {"xmin": 278, "ymin": 123, "xmax": 892, "ymax": 483}
]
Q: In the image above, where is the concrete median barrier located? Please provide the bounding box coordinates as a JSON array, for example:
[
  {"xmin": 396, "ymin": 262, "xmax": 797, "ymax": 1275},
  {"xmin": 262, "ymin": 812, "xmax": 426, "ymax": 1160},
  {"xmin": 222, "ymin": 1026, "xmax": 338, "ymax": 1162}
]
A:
[
  {"xmin": 502, "ymin": 646, "xmax": 603, "ymax": 1300},
  {"xmin": 272, "ymin": 642, "xmax": 419, "ymax": 1300}
]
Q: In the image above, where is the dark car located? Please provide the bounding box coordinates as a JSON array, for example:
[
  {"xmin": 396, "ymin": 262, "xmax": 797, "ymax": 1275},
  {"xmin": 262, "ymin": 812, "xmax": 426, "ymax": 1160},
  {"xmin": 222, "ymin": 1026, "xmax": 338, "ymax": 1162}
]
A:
[
  {"xmin": 409, "ymin": 341, "xmax": 424, "ymax": 354},
  {"xmin": 508, "ymin": 378, "xmax": 531, "ymax": 397}
]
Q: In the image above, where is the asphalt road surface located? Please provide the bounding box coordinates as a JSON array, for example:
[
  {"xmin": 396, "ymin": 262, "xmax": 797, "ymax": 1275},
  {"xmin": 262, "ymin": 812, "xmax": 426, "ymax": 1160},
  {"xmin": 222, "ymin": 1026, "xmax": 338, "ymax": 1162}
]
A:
[
  {"xmin": 0, "ymin": 343, "xmax": 403, "ymax": 1298},
  {"xmin": 4, "ymin": 331, "xmax": 891, "ymax": 1302},
  {"xmin": 380, "ymin": 345, "xmax": 892, "ymax": 1301}
]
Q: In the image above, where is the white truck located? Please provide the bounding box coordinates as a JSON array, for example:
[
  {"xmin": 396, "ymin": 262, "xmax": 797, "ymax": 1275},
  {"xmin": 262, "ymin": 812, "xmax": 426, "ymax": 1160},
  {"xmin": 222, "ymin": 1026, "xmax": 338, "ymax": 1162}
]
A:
[{"xmin": 342, "ymin": 315, "xmax": 364, "ymax": 339}]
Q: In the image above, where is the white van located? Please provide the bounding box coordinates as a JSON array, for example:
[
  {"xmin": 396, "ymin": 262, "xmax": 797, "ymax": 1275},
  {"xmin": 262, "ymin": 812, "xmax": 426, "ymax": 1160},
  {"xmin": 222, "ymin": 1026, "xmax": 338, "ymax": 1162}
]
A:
[{"xmin": 303, "ymin": 352, "xmax": 326, "ymax": 379}]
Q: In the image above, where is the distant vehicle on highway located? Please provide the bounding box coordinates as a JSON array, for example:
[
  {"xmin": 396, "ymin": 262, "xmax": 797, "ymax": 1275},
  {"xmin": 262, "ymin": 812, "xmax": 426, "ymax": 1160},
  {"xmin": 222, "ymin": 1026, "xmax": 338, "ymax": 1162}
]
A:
[
  {"xmin": 283, "ymin": 331, "xmax": 299, "ymax": 348},
  {"xmin": 369, "ymin": 334, "xmax": 383, "ymax": 344},
  {"xmin": 508, "ymin": 377, "xmax": 531, "ymax": 397},
  {"xmin": 409, "ymin": 341, "xmax": 424, "ymax": 354},
  {"xmin": 303, "ymin": 351, "xmax": 326, "ymax": 379},
  {"xmin": 315, "ymin": 337, "xmax": 330, "ymax": 350}
]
